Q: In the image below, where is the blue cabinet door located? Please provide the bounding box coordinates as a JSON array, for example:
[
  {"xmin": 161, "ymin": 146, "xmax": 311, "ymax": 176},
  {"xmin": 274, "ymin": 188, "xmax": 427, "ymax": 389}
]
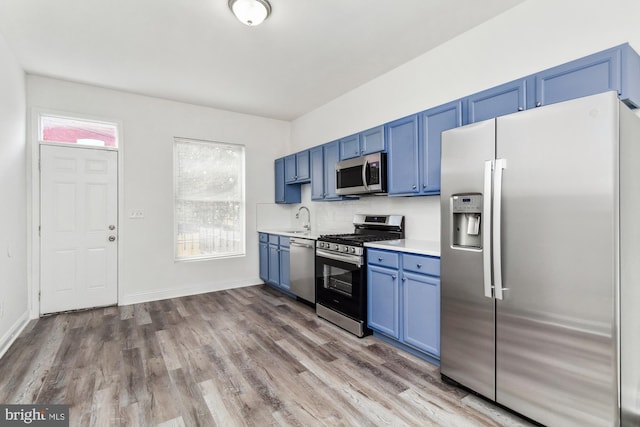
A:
[
  {"xmin": 535, "ymin": 46, "xmax": 621, "ymax": 108},
  {"xmin": 386, "ymin": 114, "xmax": 420, "ymax": 196},
  {"xmin": 403, "ymin": 271, "xmax": 440, "ymax": 357},
  {"xmin": 275, "ymin": 158, "xmax": 286, "ymax": 203},
  {"xmin": 466, "ymin": 78, "xmax": 529, "ymax": 124},
  {"xmin": 360, "ymin": 125, "xmax": 385, "ymax": 155},
  {"xmin": 279, "ymin": 246, "xmax": 290, "ymax": 290},
  {"xmin": 259, "ymin": 241, "xmax": 269, "ymax": 281},
  {"xmin": 310, "ymin": 146, "xmax": 325, "ymax": 200},
  {"xmin": 296, "ymin": 150, "xmax": 310, "ymax": 182},
  {"xmin": 268, "ymin": 243, "xmax": 280, "ymax": 285},
  {"xmin": 367, "ymin": 265, "xmax": 400, "ymax": 339},
  {"xmin": 419, "ymin": 101, "xmax": 462, "ymax": 195},
  {"xmin": 339, "ymin": 133, "xmax": 360, "ymax": 160},
  {"xmin": 275, "ymin": 158, "xmax": 301, "ymax": 204},
  {"xmin": 284, "ymin": 154, "xmax": 297, "ymax": 183},
  {"xmin": 323, "ymin": 141, "xmax": 341, "ymax": 200}
]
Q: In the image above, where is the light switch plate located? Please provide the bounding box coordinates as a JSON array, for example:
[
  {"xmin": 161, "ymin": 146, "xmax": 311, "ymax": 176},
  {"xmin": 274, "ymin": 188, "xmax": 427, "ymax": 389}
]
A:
[{"xmin": 129, "ymin": 209, "xmax": 145, "ymax": 219}]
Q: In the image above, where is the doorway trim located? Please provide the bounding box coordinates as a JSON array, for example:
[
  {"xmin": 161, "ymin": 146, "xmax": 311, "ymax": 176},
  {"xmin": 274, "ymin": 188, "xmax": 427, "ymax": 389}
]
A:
[{"xmin": 28, "ymin": 107, "xmax": 125, "ymax": 318}]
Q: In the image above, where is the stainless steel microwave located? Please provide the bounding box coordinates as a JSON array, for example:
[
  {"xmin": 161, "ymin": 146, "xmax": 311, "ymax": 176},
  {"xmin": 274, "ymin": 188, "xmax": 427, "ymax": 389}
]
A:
[{"xmin": 335, "ymin": 152, "xmax": 387, "ymax": 196}]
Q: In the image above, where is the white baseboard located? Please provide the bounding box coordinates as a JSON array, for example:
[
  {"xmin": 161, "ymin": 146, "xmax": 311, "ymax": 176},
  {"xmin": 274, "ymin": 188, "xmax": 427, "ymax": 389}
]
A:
[
  {"xmin": 119, "ymin": 278, "xmax": 262, "ymax": 306},
  {"xmin": 0, "ymin": 311, "xmax": 31, "ymax": 360}
]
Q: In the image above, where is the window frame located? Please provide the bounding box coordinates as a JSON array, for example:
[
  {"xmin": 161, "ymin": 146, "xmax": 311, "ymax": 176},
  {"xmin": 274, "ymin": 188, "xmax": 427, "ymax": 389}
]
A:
[
  {"xmin": 173, "ymin": 137, "xmax": 246, "ymax": 262},
  {"xmin": 38, "ymin": 112, "xmax": 120, "ymax": 151}
]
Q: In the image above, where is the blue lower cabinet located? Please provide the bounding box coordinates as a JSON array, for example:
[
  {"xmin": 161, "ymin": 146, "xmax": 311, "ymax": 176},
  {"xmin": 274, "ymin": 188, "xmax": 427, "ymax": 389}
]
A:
[
  {"xmin": 260, "ymin": 233, "xmax": 292, "ymax": 293},
  {"xmin": 259, "ymin": 241, "xmax": 269, "ymax": 281},
  {"xmin": 367, "ymin": 265, "xmax": 400, "ymax": 339},
  {"xmin": 278, "ymin": 237, "xmax": 290, "ymax": 291},
  {"xmin": 268, "ymin": 243, "xmax": 280, "ymax": 284},
  {"xmin": 367, "ymin": 248, "xmax": 440, "ymax": 360},
  {"xmin": 403, "ymin": 272, "xmax": 440, "ymax": 357}
]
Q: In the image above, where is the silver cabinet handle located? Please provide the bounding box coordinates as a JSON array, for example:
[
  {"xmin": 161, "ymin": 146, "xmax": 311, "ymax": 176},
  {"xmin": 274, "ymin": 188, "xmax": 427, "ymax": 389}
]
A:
[
  {"xmin": 416, "ymin": 264, "xmax": 422, "ymax": 268},
  {"xmin": 378, "ymin": 257, "xmax": 383, "ymax": 261},
  {"xmin": 402, "ymin": 277, "xmax": 406, "ymax": 282},
  {"xmin": 536, "ymin": 101, "xmax": 542, "ymax": 107},
  {"xmin": 483, "ymin": 160, "xmax": 493, "ymax": 299},
  {"xmin": 109, "ymin": 224, "xmax": 116, "ymax": 230},
  {"xmin": 392, "ymin": 274, "xmax": 397, "ymax": 279},
  {"xmin": 412, "ymin": 185, "xmax": 417, "ymax": 189},
  {"xmin": 518, "ymin": 106, "xmax": 524, "ymax": 111},
  {"xmin": 493, "ymin": 158, "xmax": 507, "ymax": 300},
  {"xmin": 108, "ymin": 235, "xmax": 116, "ymax": 242}
]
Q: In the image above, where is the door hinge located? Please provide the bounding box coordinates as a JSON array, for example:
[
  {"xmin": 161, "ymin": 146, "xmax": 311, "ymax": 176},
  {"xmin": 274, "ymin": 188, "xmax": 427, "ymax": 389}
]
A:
[
  {"xmin": 38, "ymin": 291, "xmax": 41, "ymax": 301},
  {"xmin": 38, "ymin": 225, "xmax": 41, "ymax": 237}
]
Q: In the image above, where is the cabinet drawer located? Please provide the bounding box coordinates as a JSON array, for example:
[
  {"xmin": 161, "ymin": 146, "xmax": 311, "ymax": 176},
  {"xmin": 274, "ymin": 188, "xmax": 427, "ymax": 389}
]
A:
[
  {"xmin": 269, "ymin": 234, "xmax": 279, "ymax": 244},
  {"xmin": 279, "ymin": 236, "xmax": 290, "ymax": 247},
  {"xmin": 403, "ymin": 254, "xmax": 440, "ymax": 276},
  {"xmin": 259, "ymin": 233, "xmax": 269, "ymax": 243},
  {"xmin": 367, "ymin": 249, "xmax": 399, "ymax": 269}
]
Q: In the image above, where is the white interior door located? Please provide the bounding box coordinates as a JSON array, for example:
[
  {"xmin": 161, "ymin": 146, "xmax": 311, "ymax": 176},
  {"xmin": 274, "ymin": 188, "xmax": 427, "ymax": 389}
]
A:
[{"xmin": 40, "ymin": 144, "xmax": 118, "ymax": 314}]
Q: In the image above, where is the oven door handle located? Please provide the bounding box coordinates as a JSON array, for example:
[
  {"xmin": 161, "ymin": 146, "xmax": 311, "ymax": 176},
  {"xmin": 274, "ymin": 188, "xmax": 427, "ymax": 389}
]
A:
[{"xmin": 316, "ymin": 248, "xmax": 362, "ymax": 267}]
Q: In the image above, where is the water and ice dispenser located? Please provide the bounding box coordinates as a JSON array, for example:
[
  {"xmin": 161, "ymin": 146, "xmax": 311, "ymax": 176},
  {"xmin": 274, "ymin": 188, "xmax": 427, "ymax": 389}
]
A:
[{"xmin": 451, "ymin": 194, "xmax": 482, "ymax": 249}]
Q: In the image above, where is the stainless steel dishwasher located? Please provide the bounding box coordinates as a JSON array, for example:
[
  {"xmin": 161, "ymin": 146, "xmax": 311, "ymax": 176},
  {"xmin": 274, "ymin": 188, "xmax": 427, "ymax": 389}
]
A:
[{"xmin": 289, "ymin": 237, "xmax": 315, "ymax": 303}]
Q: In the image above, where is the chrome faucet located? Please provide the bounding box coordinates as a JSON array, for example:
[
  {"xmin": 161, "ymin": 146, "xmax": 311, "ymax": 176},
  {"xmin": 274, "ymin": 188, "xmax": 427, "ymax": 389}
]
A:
[{"xmin": 296, "ymin": 206, "xmax": 311, "ymax": 231}]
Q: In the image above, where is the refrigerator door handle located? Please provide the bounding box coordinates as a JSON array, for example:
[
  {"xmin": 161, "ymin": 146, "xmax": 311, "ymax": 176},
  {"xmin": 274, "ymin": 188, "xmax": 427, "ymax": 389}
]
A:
[
  {"xmin": 483, "ymin": 160, "xmax": 493, "ymax": 298},
  {"xmin": 493, "ymin": 158, "xmax": 507, "ymax": 300}
]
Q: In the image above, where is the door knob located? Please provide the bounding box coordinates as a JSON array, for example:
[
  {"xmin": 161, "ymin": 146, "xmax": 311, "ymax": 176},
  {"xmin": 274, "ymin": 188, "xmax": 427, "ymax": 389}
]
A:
[
  {"xmin": 108, "ymin": 235, "xmax": 116, "ymax": 242},
  {"xmin": 109, "ymin": 225, "xmax": 116, "ymax": 230}
]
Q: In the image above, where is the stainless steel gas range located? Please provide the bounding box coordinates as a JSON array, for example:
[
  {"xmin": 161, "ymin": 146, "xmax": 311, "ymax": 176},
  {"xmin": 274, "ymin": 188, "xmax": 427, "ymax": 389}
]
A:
[{"xmin": 315, "ymin": 214, "xmax": 404, "ymax": 337}]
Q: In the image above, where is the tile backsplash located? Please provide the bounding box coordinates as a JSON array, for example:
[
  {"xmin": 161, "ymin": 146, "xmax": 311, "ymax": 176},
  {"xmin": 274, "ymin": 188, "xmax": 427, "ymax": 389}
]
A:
[{"xmin": 257, "ymin": 185, "xmax": 441, "ymax": 242}]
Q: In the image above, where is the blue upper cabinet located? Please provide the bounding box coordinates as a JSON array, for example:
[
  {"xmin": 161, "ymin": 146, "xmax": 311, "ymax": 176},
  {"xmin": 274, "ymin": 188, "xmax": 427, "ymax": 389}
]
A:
[
  {"xmin": 296, "ymin": 150, "xmax": 310, "ymax": 182},
  {"xmin": 284, "ymin": 150, "xmax": 310, "ymax": 184},
  {"xmin": 339, "ymin": 125, "xmax": 386, "ymax": 160},
  {"xmin": 387, "ymin": 104, "xmax": 461, "ymax": 197},
  {"xmin": 310, "ymin": 146, "xmax": 325, "ymax": 200},
  {"xmin": 284, "ymin": 154, "xmax": 297, "ymax": 183},
  {"xmin": 466, "ymin": 78, "xmax": 530, "ymax": 124},
  {"xmin": 419, "ymin": 100, "xmax": 462, "ymax": 195},
  {"xmin": 274, "ymin": 157, "xmax": 301, "ymax": 204},
  {"xmin": 339, "ymin": 133, "xmax": 360, "ymax": 160},
  {"xmin": 386, "ymin": 114, "xmax": 420, "ymax": 196},
  {"xmin": 310, "ymin": 142, "xmax": 353, "ymax": 201},
  {"xmin": 535, "ymin": 43, "xmax": 640, "ymax": 109},
  {"xmin": 323, "ymin": 140, "xmax": 342, "ymax": 200},
  {"xmin": 359, "ymin": 125, "xmax": 385, "ymax": 156}
]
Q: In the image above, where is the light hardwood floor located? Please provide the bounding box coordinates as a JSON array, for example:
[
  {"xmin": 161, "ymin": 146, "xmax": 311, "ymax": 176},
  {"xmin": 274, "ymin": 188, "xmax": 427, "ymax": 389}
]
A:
[{"xmin": 0, "ymin": 285, "xmax": 534, "ymax": 426}]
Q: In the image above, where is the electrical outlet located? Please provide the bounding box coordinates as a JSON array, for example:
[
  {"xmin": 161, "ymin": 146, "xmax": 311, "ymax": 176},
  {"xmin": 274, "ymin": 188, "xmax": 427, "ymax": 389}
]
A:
[{"xmin": 129, "ymin": 209, "xmax": 145, "ymax": 219}]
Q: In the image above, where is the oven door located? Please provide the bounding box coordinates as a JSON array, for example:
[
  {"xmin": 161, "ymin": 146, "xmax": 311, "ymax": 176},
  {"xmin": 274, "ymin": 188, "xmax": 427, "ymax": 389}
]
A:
[{"xmin": 315, "ymin": 248, "xmax": 365, "ymax": 320}]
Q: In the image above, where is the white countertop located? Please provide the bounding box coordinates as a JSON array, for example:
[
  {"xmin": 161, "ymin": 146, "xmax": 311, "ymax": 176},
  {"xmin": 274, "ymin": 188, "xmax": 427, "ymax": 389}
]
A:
[
  {"xmin": 365, "ymin": 239, "xmax": 440, "ymax": 257},
  {"xmin": 258, "ymin": 229, "xmax": 320, "ymax": 240}
]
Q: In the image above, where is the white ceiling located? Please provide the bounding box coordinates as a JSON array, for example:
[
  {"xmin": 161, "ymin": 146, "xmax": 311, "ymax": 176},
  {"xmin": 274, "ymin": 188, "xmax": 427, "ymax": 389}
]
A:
[{"xmin": 0, "ymin": 0, "xmax": 525, "ymax": 120}]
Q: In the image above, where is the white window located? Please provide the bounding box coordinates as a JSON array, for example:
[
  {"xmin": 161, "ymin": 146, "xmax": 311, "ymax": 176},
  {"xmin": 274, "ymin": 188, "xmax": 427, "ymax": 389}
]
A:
[
  {"xmin": 174, "ymin": 138, "xmax": 245, "ymax": 260},
  {"xmin": 39, "ymin": 114, "xmax": 118, "ymax": 148}
]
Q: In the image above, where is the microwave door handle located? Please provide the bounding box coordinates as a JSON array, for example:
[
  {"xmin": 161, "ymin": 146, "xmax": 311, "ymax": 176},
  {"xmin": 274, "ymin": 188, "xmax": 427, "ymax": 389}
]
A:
[{"xmin": 362, "ymin": 159, "xmax": 370, "ymax": 191}]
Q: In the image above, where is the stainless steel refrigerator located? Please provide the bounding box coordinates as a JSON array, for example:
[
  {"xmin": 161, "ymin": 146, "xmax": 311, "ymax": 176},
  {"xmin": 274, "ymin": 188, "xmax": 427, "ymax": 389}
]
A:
[{"xmin": 440, "ymin": 91, "xmax": 640, "ymax": 426}]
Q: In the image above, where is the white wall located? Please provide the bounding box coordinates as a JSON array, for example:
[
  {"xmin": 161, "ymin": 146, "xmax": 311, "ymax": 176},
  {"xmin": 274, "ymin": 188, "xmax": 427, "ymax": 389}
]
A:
[
  {"xmin": 27, "ymin": 76, "xmax": 290, "ymax": 305},
  {"xmin": 290, "ymin": 0, "xmax": 640, "ymax": 241},
  {"xmin": 0, "ymin": 32, "xmax": 28, "ymax": 356}
]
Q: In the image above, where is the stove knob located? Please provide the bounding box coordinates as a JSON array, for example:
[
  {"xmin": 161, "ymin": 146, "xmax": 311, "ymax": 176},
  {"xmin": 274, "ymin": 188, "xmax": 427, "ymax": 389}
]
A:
[
  {"xmin": 333, "ymin": 244, "xmax": 339, "ymax": 251},
  {"xmin": 342, "ymin": 246, "xmax": 349, "ymax": 252},
  {"xmin": 350, "ymin": 247, "xmax": 356, "ymax": 254}
]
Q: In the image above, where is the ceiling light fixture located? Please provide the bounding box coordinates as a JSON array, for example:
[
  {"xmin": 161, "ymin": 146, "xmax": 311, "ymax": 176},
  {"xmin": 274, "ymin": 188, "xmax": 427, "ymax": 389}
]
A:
[{"xmin": 228, "ymin": 0, "xmax": 272, "ymax": 26}]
